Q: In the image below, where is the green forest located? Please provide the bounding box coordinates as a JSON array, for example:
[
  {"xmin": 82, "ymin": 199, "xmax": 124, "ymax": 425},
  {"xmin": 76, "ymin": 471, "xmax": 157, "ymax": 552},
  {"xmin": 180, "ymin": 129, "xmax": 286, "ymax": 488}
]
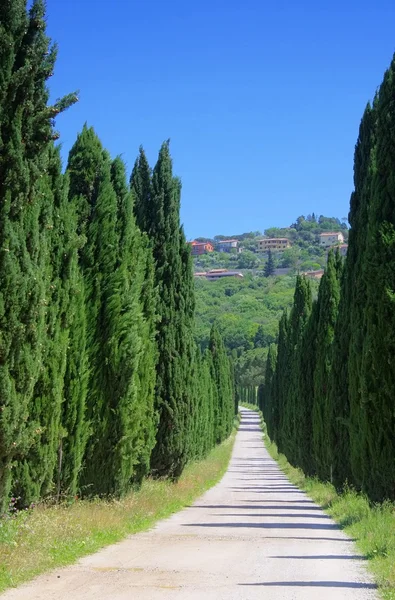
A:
[
  {"xmin": 260, "ymin": 56, "xmax": 395, "ymax": 502},
  {"xmin": 0, "ymin": 1, "xmax": 235, "ymax": 513}
]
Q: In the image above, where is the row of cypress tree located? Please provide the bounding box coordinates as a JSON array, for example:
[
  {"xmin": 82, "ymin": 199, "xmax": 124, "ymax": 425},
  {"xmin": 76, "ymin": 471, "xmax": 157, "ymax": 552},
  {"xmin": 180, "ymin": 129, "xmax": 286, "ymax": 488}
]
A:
[
  {"xmin": 0, "ymin": 0, "xmax": 235, "ymax": 513},
  {"xmin": 260, "ymin": 55, "xmax": 395, "ymax": 502}
]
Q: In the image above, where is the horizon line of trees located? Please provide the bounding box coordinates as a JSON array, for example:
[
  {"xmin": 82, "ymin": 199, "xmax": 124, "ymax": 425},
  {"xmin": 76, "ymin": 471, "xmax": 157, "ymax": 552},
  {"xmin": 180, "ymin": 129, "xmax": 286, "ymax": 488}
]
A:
[
  {"xmin": 260, "ymin": 53, "xmax": 395, "ymax": 503},
  {"xmin": 0, "ymin": 0, "xmax": 236, "ymax": 513}
]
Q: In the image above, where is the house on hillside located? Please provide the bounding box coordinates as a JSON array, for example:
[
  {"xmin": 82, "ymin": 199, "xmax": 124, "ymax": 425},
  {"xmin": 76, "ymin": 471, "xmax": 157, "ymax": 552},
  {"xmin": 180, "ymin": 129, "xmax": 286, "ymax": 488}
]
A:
[
  {"xmin": 257, "ymin": 238, "xmax": 291, "ymax": 251},
  {"xmin": 319, "ymin": 232, "xmax": 344, "ymax": 248},
  {"xmin": 216, "ymin": 239, "xmax": 239, "ymax": 252},
  {"xmin": 206, "ymin": 269, "xmax": 243, "ymax": 280},
  {"xmin": 188, "ymin": 241, "xmax": 214, "ymax": 255},
  {"xmin": 193, "ymin": 269, "xmax": 243, "ymax": 281}
]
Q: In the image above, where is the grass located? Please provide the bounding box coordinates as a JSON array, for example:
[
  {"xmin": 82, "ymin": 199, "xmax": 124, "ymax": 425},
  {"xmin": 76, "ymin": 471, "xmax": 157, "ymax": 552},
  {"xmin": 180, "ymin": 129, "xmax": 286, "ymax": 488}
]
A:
[
  {"xmin": 264, "ymin": 435, "xmax": 395, "ymax": 600},
  {"xmin": 0, "ymin": 428, "xmax": 237, "ymax": 593}
]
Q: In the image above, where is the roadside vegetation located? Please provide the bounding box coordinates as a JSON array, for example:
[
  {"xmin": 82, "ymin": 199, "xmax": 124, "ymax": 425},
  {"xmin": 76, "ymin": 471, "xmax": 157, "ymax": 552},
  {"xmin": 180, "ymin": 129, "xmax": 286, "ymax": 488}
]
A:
[{"xmin": 0, "ymin": 427, "xmax": 237, "ymax": 594}]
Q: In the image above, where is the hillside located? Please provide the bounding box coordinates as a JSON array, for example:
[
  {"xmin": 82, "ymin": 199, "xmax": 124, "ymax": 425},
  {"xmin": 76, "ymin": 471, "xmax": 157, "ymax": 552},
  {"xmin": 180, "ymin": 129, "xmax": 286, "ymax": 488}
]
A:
[
  {"xmin": 192, "ymin": 214, "xmax": 348, "ymax": 274},
  {"xmin": 194, "ymin": 272, "xmax": 320, "ymax": 403}
]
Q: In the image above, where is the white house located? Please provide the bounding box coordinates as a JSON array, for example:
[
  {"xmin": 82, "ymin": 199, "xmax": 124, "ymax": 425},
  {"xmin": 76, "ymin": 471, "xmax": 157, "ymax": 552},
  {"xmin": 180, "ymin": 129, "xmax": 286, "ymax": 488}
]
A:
[
  {"xmin": 216, "ymin": 239, "xmax": 239, "ymax": 252},
  {"xmin": 319, "ymin": 232, "xmax": 344, "ymax": 248}
]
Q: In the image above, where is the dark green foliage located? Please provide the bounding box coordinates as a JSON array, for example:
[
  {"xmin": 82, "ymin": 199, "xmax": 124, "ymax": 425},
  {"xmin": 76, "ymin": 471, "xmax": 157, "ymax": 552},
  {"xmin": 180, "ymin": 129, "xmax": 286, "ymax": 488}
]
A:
[
  {"xmin": 259, "ymin": 344, "xmax": 277, "ymax": 431},
  {"xmin": 269, "ymin": 311, "xmax": 290, "ymax": 447},
  {"xmin": 264, "ymin": 249, "xmax": 275, "ymax": 277},
  {"xmin": 12, "ymin": 148, "xmax": 81, "ymax": 505},
  {"xmin": 208, "ymin": 324, "xmax": 235, "ymax": 443},
  {"xmin": 358, "ymin": 60, "xmax": 395, "ymax": 500},
  {"xmin": 281, "ymin": 276, "xmax": 312, "ymax": 460},
  {"xmin": 294, "ymin": 299, "xmax": 318, "ymax": 475},
  {"xmin": 0, "ymin": 0, "xmax": 76, "ymax": 510},
  {"xmin": 327, "ymin": 105, "xmax": 376, "ymax": 489},
  {"xmin": 133, "ymin": 142, "xmax": 196, "ymax": 479},
  {"xmin": 0, "ymin": 1, "xmax": 238, "ymax": 512},
  {"xmin": 311, "ymin": 251, "xmax": 342, "ymax": 480},
  {"xmin": 266, "ymin": 54, "xmax": 395, "ymax": 502},
  {"xmin": 67, "ymin": 129, "xmax": 158, "ymax": 497}
]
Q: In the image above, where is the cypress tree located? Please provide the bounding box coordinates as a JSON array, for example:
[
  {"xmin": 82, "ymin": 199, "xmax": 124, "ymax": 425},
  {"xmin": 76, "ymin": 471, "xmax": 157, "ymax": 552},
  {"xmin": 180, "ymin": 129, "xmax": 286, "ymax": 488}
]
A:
[
  {"xmin": 359, "ymin": 57, "xmax": 395, "ymax": 500},
  {"xmin": 133, "ymin": 142, "xmax": 194, "ymax": 478},
  {"xmin": 208, "ymin": 324, "xmax": 234, "ymax": 443},
  {"xmin": 58, "ymin": 171, "xmax": 88, "ymax": 499},
  {"xmin": 294, "ymin": 298, "xmax": 319, "ymax": 475},
  {"xmin": 270, "ymin": 310, "xmax": 290, "ymax": 450},
  {"xmin": 264, "ymin": 249, "xmax": 275, "ymax": 277},
  {"xmin": 281, "ymin": 276, "xmax": 312, "ymax": 462},
  {"xmin": 0, "ymin": 0, "xmax": 77, "ymax": 510},
  {"xmin": 68, "ymin": 129, "xmax": 157, "ymax": 496},
  {"xmin": 328, "ymin": 103, "xmax": 376, "ymax": 489},
  {"xmin": 260, "ymin": 344, "xmax": 277, "ymax": 437},
  {"xmin": 12, "ymin": 147, "xmax": 80, "ymax": 504},
  {"xmin": 110, "ymin": 156, "xmax": 157, "ymax": 489},
  {"xmin": 312, "ymin": 251, "xmax": 342, "ymax": 480}
]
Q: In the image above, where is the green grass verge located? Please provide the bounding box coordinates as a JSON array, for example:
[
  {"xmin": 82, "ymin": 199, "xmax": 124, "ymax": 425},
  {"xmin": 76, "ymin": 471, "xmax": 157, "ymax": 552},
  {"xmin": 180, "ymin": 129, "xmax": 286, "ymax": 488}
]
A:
[
  {"xmin": 265, "ymin": 435, "xmax": 395, "ymax": 600},
  {"xmin": 0, "ymin": 429, "xmax": 237, "ymax": 593}
]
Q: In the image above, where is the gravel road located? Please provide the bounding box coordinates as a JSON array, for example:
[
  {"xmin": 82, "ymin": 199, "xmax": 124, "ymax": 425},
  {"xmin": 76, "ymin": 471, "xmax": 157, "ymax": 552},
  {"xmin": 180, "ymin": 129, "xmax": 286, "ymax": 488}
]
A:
[{"xmin": 1, "ymin": 409, "xmax": 378, "ymax": 600}]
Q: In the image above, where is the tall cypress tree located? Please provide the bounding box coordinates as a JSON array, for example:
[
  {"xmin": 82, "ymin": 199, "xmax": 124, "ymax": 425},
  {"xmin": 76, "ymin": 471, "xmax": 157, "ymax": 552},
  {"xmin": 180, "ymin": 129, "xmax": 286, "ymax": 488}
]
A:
[
  {"xmin": 67, "ymin": 129, "xmax": 157, "ymax": 496},
  {"xmin": 312, "ymin": 251, "xmax": 342, "ymax": 480},
  {"xmin": 294, "ymin": 298, "xmax": 319, "ymax": 475},
  {"xmin": 281, "ymin": 275, "xmax": 312, "ymax": 462},
  {"xmin": 359, "ymin": 57, "xmax": 395, "ymax": 500},
  {"xmin": 132, "ymin": 142, "xmax": 194, "ymax": 478},
  {"xmin": 269, "ymin": 310, "xmax": 290, "ymax": 448},
  {"xmin": 328, "ymin": 103, "xmax": 376, "ymax": 489},
  {"xmin": 0, "ymin": 0, "xmax": 77, "ymax": 510},
  {"xmin": 264, "ymin": 250, "xmax": 275, "ymax": 277},
  {"xmin": 260, "ymin": 344, "xmax": 277, "ymax": 437},
  {"xmin": 12, "ymin": 147, "xmax": 79, "ymax": 504},
  {"xmin": 110, "ymin": 156, "xmax": 157, "ymax": 489},
  {"xmin": 209, "ymin": 324, "xmax": 234, "ymax": 444}
]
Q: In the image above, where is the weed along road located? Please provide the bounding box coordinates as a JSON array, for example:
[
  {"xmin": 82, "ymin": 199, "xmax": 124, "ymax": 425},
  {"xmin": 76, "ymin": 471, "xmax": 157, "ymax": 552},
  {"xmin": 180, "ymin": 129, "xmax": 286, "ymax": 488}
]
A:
[{"xmin": 1, "ymin": 410, "xmax": 377, "ymax": 600}]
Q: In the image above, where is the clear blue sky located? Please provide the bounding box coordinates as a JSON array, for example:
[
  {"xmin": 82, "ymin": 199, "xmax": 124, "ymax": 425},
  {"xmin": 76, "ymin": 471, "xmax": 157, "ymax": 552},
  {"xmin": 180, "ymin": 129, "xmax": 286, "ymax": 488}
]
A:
[{"xmin": 46, "ymin": 0, "xmax": 395, "ymax": 240}]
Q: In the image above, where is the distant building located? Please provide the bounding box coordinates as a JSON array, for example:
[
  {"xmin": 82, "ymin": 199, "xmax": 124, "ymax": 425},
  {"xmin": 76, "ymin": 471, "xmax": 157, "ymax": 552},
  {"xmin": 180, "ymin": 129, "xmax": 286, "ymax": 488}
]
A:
[
  {"xmin": 339, "ymin": 243, "xmax": 348, "ymax": 257},
  {"xmin": 257, "ymin": 238, "xmax": 291, "ymax": 252},
  {"xmin": 193, "ymin": 269, "xmax": 243, "ymax": 281},
  {"xmin": 216, "ymin": 239, "xmax": 239, "ymax": 252},
  {"xmin": 188, "ymin": 241, "xmax": 214, "ymax": 255},
  {"xmin": 319, "ymin": 232, "xmax": 345, "ymax": 248},
  {"xmin": 303, "ymin": 269, "xmax": 325, "ymax": 280}
]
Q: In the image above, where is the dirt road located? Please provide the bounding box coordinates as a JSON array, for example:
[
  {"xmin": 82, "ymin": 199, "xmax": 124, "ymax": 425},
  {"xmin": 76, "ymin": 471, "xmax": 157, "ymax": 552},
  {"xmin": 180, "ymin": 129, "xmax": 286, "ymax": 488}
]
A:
[{"xmin": 1, "ymin": 409, "xmax": 377, "ymax": 599}]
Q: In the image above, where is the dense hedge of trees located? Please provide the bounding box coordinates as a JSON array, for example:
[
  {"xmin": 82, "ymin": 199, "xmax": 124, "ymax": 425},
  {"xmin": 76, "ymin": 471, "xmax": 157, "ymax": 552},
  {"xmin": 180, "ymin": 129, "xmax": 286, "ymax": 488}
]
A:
[
  {"xmin": 261, "ymin": 55, "xmax": 395, "ymax": 502},
  {"xmin": 0, "ymin": 1, "xmax": 235, "ymax": 513}
]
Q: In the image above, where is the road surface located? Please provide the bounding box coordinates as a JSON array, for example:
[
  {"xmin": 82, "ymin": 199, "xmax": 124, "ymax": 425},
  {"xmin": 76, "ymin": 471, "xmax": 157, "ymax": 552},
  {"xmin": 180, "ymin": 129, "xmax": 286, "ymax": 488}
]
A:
[{"xmin": 1, "ymin": 409, "xmax": 377, "ymax": 599}]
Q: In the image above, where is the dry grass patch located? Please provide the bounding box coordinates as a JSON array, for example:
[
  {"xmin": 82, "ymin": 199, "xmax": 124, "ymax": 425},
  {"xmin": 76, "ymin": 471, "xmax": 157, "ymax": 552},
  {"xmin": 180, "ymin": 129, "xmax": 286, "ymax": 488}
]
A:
[{"xmin": 0, "ymin": 430, "xmax": 236, "ymax": 593}]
